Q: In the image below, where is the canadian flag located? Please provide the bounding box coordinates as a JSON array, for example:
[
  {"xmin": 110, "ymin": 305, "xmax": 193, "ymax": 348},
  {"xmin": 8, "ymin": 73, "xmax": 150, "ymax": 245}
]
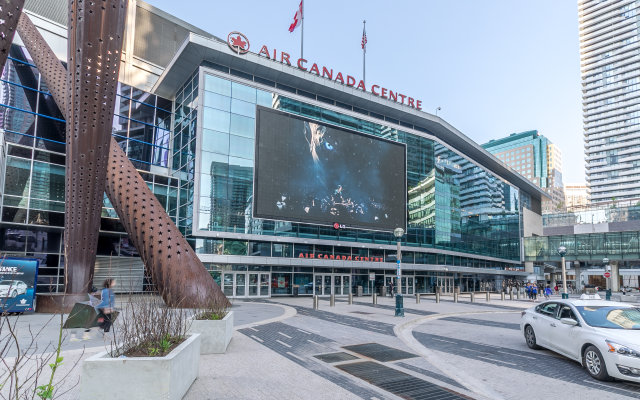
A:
[{"xmin": 288, "ymin": 0, "xmax": 303, "ymax": 32}]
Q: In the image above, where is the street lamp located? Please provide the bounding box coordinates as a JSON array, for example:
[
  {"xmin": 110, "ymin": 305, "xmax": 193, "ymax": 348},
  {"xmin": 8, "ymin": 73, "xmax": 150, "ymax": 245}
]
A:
[
  {"xmin": 393, "ymin": 227, "xmax": 405, "ymax": 317},
  {"xmin": 603, "ymin": 257, "xmax": 611, "ymax": 301},
  {"xmin": 557, "ymin": 246, "xmax": 568, "ymax": 299},
  {"xmin": 435, "ymin": 107, "xmax": 442, "ymax": 116}
]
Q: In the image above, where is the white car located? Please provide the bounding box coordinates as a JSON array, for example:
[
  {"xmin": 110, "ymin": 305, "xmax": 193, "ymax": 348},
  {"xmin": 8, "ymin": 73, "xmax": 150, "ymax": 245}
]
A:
[
  {"xmin": 0, "ymin": 280, "xmax": 28, "ymax": 298},
  {"xmin": 520, "ymin": 294, "xmax": 640, "ymax": 383}
]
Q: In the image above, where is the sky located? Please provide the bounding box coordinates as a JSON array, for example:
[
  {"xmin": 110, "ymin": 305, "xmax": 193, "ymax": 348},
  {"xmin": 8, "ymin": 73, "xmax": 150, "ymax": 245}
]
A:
[{"xmin": 146, "ymin": 0, "xmax": 584, "ymax": 184}]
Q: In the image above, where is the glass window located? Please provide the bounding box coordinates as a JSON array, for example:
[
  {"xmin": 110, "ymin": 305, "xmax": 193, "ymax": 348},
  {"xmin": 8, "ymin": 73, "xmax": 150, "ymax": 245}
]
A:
[
  {"xmin": 4, "ymin": 157, "xmax": 31, "ymax": 196},
  {"xmin": 229, "ymin": 135, "xmax": 254, "ymax": 159},
  {"xmin": 271, "ymin": 272, "xmax": 292, "ymax": 295},
  {"xmin": 231, "ymin": 98, "xmax": 256, "ymax": 117},
  {"xmin": 202, "ymin": 129, "xmax": 230, "ymax": 154},
  {"xmin": 204, "ymin": 91, "xmax": 231, "ymax": 112},
  {"xmin": 30, "ymin": 161, "xmax": 65, "ymax": 202},
  {"xmin": 229, "ymin": 114, "xmax": 255, "ymax": 138},
  {"xmin": 231, "ymin": 82, "xmax": 256, "ymax": 103},
  {"xmin": 536, "ymin": 302, "xmax": 559, "ymax": 317},
  {"xmin": 273, "ymin": 243, "xmax": 293, "ymax": 258},
  {"xmin": 203, "ymin": 108, "xmax": 230, "ymax": 133},
  {"xmin": 205, "ymin": 74, "xmax": 231, "ymax": 96},
  {"xmin": 257, "ymin": 90, "xmax": 273, "ymax": 107}
]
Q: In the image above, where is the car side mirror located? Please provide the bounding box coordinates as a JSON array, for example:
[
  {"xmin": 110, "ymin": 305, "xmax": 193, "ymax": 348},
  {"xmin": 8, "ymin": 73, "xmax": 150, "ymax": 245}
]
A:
[{"xmin": 560, "ymin": 318, "xmax": 578, "ymax": 326}]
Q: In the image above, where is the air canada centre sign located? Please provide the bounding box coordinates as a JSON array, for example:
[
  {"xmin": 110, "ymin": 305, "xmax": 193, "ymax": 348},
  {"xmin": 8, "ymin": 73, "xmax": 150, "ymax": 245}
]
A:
[{"xmin": 227, "ymin": 31, "xmax": 423, "ymax": 111}]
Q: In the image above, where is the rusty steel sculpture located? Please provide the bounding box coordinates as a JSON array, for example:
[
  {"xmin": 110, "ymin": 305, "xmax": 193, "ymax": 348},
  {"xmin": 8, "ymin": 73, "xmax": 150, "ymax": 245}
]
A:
[
  {"xmin": 0, "ymin": 0, "xmax": 24, "ymax": 69},
  {"xmin": 63, "ymin": 0, "xmax": 127, "ymax": 295},
  {"xmin": 11, "ymin": 3, "xmax": 228, "ymax": 308}
]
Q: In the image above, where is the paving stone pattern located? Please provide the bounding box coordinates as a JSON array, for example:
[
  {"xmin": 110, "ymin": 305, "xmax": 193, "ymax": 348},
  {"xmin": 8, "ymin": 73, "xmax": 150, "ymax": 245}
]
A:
[
  {"xmin": 343, "ymin": 343, "xmax": 418, "ymax": 362},
  {"xmin": 352, "ymin": 301, "xmax": 439, "ymax": 316},
  {"xmin": 439, "ymin": 316, "xmax": 521, "ymax": 331},
  {"xmin": 413, "ymin": 331, "xmax": 640, "ymax": 399},
  {"xmin": 337, "ymin": 361, "xmax": 473, "ymax": 400},
  {"xmin": 270, "ymin": 301, "xmax": 396, "ymax": 336},
  {"xmin": 396, "ymin": 362, "xmax": 468, "ymax": 391},
  {"xmin": 239, "ymin": 321, "xmax": 385, "ymax": 399},
  {"xmin": 315, "ymin": 352, "xmax": 360, "ymax": 363}
]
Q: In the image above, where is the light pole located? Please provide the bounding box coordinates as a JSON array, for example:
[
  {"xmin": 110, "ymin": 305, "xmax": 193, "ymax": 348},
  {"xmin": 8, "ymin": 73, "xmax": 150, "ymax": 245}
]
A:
[
  {"xmin": 394, "ymin": 227, "xmax": 405, "ymax": 317},
  {"xmin": 603, "ymin": 257, "xmax": 611, "ymax": 301},
  {"xmin": 435, "ymin": 107, "xmax": 441, "ymax": 116},
  {"xmin": 557, "ymin": 246, "xmax": 568, "ymax": 299}
]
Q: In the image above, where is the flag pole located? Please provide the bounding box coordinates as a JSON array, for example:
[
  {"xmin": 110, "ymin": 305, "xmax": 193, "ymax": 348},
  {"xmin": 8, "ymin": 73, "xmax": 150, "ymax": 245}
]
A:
[
  {"xmin": 301, "ymin": 0, "xmax": 304, "ymax": 59},
  {"xmin": 363, "ymin": 20, "xmax": 366, "ymax": 86}
]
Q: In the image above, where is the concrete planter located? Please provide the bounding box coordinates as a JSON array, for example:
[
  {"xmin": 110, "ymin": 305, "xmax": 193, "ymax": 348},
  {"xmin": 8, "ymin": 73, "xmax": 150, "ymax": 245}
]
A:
[
  {"xmin": 188, "ymin": 310, "xmax": 234, "ymax": 354},
  {"xmin": 79, "ymin": 333, "xmax": 201, "ymax": 400}
]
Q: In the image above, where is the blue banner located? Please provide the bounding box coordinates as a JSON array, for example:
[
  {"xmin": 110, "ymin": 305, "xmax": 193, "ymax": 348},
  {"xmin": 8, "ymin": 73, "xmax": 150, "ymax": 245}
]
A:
[{"xmin": 0, "ymin": 257, "xmax": 39, "ymax": 313}]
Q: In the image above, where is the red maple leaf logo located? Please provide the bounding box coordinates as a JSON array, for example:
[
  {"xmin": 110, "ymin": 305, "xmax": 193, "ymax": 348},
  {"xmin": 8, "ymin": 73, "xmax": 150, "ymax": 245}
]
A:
[{"xmin": 231, "ymin": 35, "xmax": 247, "ymax": 50}]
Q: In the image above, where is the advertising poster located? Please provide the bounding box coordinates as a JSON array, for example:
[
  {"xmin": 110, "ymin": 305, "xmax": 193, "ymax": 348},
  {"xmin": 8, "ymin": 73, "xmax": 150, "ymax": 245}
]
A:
[
  {"xmin": 254, "ymin": 107, "xmax": 407, "ymax": 232},
  {"xmin": 0, "ymin": 257, "xmax": 39, "ymax": 313}
]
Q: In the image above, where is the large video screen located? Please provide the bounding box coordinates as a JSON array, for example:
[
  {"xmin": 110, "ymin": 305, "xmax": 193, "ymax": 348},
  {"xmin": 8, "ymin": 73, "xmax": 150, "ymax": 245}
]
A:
[{"xmin": 254, "ymin": 107, "xmax": 406, "ymax": 231}]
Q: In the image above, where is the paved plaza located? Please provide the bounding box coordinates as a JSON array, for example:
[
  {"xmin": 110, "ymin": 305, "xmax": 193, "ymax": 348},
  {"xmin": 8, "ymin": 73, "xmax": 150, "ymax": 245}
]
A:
[{"xmin": 3, "ymin": 294, "xmax": 640, "ymax": 399}]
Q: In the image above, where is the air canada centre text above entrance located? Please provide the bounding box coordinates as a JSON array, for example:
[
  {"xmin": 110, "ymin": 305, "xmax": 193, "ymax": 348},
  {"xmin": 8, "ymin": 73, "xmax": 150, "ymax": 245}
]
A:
[{"xmin": 226, "ymin": 31, "xmax": 423, "ymax": 111}]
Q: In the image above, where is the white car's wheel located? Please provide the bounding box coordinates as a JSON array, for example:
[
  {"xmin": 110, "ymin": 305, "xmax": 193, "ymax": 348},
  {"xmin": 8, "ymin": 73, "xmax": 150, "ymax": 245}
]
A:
[
  {"xmin": 524, "ymin": 325, "xmax": 541, "ymax": 350},
  {"xmin": 11, "ymin": 290, "xmax": 17, "ymax": 298},
  {"xmin": 583, "ymin": 345, "xmax": 610, "ymax": 381}
]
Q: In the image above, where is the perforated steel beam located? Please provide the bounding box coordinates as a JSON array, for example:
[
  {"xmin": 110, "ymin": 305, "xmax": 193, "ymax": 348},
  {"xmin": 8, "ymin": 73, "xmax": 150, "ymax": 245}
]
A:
[
  {"xmin": 15, "ymin": 9, "xmax": 228, "ymax": 307},
  {"xmin": 62, "ymin": 0, "xmax": 128, "ymax": 294},
  {"xmin": 16, "ymin": 12, "xmax": 68, "ymax": 111},
  {"xmin": 105, "ymin": 138, "xmax": 229, "ymax": 307},
  {"xmin": 0, "ymin": 0, "xmax": 25, "ymax": 70}
]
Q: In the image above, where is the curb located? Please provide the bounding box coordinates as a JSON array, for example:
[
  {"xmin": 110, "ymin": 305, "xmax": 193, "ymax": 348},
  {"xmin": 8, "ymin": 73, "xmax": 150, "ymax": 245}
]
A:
[
  {"xmin": 233, "ymin": 302, "xmax": 297, "ymax": 330},
  {"xmin": 394, "ymin": 310, "xmax": 519, "ymax": 400}
]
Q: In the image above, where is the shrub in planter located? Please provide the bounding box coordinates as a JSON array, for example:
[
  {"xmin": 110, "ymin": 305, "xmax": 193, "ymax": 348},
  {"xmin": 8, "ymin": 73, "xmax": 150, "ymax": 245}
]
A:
[
  {"xmin": 188, "ymin": 302, "xmax": 233, "ymax": 354},
  {"xmin": 79, "ymin": 294, "xmax": 198, "ymax": 399},
  {"xmin": 79, "ymin": 333, "xmax": 201, "ymax": 400}
]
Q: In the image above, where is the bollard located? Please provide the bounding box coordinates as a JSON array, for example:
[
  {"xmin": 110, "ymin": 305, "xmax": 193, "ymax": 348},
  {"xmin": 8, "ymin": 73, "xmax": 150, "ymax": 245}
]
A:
[
  {"xmin": 416, "ymin": 293, "xmax": 420, "ymax": 304},
  {"xmin": 348, "ymin": 293, "xmax": 353, "ymax": 305},
  {"xmin": 373, "ymin": 293, "xmax": 377, "ymax": 305},
  {"xmin": 510, "ymin": 291, "xmax": 514, "ymax": 301},
  {"xmin": 501, "ymin": 292, "xmax": 505, "ymax": 301},
  {"xmin": 517, "ymin": 290, "xmax": 521, "ymax": 300},
  {"xmin": 330, "ymin": 294, "xmax": 335, "ymax": 307},
  {"xmin": 486, "ymin": 292, "xmax": 490, "ymax": 302},
  {"xmin": 435, "ymin": 292, "xmax": 440, "ymax": 303},
  {"xmin": 454, "ymin": 292, "xmax": 459, "ymax": 303},
  {"xmin": 313, "ymin": 295, "xmax": 319, "ymax": 310},
  {"xmin": 470, "ymin": 292, "xmax": 475, "ymax": 302}
]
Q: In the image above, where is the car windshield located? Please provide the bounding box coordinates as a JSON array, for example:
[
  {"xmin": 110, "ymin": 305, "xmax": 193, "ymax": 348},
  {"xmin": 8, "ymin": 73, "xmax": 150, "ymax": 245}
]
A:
[
  {"xmin": 0, "ymin": 280, "xmax": 14, "ymax": 285},
  {"xmin": 576, "ymin": 306, "xmax": 640, "ymax": 330}
]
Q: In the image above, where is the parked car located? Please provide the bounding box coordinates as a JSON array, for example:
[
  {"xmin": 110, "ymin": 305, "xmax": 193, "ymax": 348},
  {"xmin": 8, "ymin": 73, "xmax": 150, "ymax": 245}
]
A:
[
  {"xmin": 0, "ymin": 280, "xmax": 28, "ymax": 298},
  {"xmin": 520, "ymin": 294, "xmax": 640, "ymax": 382}
]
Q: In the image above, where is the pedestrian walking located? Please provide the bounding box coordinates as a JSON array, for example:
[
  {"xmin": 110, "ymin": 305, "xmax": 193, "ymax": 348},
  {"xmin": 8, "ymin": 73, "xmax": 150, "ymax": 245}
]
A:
[
  {"xmin": 544, "ymin": 286, "xmax": 552, "ymax": 300},
  {"xmin": 389, "ymin": 282, "xmax": 394, "ymax": 298},
  {"xmin": 532, "ymin": 284, "xmax": 538, "ymax": 301},
  {"xmin": 97, "ymin": 278, "xmax": 116, "ymax": 333}
]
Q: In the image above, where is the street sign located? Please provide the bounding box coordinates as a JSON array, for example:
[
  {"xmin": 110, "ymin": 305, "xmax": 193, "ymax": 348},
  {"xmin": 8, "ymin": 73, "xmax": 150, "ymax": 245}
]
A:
[
  {"xmin": 369, "ymin": 272, "xmax": 375, "ymax": 281},
  {"xmin": 603, "ymin": 271, "xmax": 611, "ymax": 278}
]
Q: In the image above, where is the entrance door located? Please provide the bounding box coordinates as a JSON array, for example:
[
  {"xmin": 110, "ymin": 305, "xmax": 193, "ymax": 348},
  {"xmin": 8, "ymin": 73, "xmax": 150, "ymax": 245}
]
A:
[
  {"xmin": 259, "ymin": 273, "xmax": 270, "ymax": 296},
  {"xmin": 235, "ymin": 273, "xmax": 246, "ymax": 297},
  {"xmin": 221, "ymin": 272, "xmax": 270, "ymax": 298},
  {"xmin": 313, "ymin": 274, "xmax": 350, "ymax": 295},
  {"xmin": 436, "ymin": 276, "xmax": 454, "ymax": 293}
]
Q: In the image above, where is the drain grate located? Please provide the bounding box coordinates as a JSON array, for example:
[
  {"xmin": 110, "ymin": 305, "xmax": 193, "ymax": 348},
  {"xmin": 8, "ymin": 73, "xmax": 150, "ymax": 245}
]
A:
[
  {"xmin": 314, "ymin": 352, "xmax": 360, "ymax": 363},
  {"xmin": 343, "ymin": 343, "xmax": 417, "ymax": 362},
  {"xmin": 337, "ymin": 361, "xmax": 472, "ymax": 400},
  {"xmin": 350, "ymin": 311, "xmax": 374, "ymax": 315}
]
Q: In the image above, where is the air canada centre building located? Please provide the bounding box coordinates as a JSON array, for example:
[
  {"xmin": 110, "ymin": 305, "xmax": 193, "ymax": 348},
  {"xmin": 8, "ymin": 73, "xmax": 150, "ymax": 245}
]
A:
[{"xmin": 0, "ymin": 0, "xmax": 546, "ymax": 297}]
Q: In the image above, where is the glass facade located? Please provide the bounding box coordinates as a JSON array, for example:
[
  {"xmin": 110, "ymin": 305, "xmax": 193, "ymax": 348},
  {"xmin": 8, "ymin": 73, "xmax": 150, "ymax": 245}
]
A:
[
  {"xmin": 192, "ymin": 71, "xmax": 522, "ymax": 265},
  {"xmin": 0, "ymin": 45, "xmax": 177, "ymax": 293},
  {"xmin": 524, "ymin": 232, "xmax": 640, "ymax": 262}
]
